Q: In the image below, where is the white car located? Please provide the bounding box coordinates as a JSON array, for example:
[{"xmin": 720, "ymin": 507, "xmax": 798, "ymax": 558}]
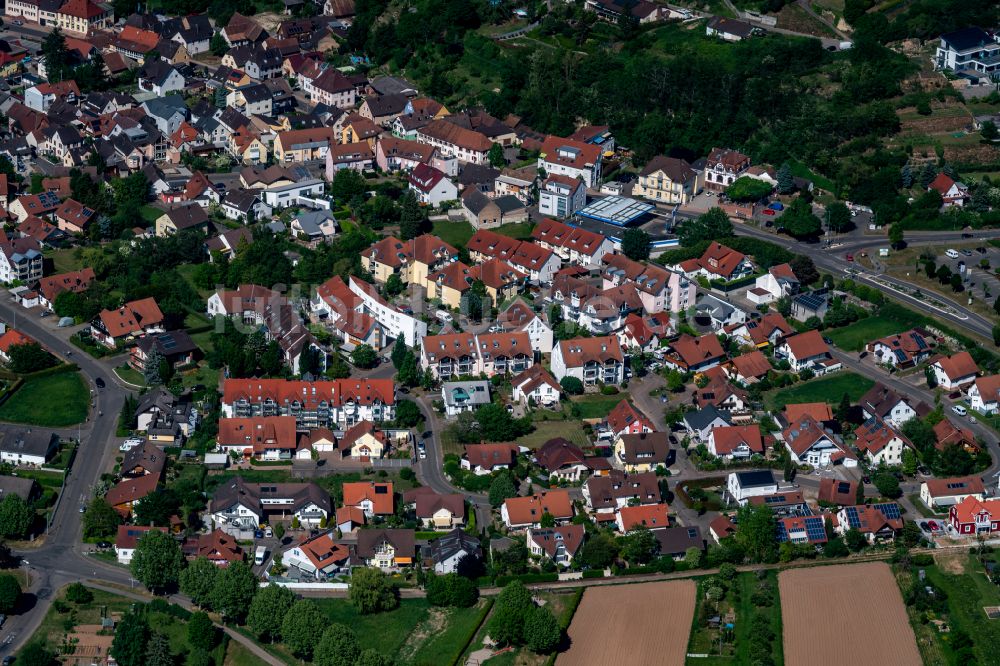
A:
[{"xmin": 952, "ymin": 405, "xmax": 967, "ymax": 417}]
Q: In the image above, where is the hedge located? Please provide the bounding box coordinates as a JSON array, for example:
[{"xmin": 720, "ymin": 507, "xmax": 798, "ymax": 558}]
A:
[
  {"xmin": 581, "ymin": 570, "xmax": 605, "ymax": 579},
  {"xmin": 709, "ymin": 273, "xmax": 761, "ymax": 292},
  {"xmin": 493, "ymin": 573, "xmax": 559, "ymax": 586},
  {"xmin": 447, "ymin": 598, "xmax": 494, "ymax": 666}
]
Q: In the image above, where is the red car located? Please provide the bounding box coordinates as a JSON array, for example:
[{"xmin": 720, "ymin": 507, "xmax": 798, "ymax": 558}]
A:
[
  {"xmin": 845, "ymin": 253, "xmax": 854, "ymax": 261},
  {"xmin": 762, "ymin": 209, "xmax": 776, "ymax": 216}
]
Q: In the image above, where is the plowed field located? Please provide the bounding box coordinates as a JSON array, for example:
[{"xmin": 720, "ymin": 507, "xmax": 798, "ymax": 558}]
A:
[
  {"xmin": 780, "ymin": 562, "xmax": 921, "ymax": 666},
  {"xmin": 556, "ymin": 580, "xmax": 695, "ymax": 666}
]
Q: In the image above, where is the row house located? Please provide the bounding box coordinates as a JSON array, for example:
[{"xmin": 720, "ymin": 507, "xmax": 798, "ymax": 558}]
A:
[
  {"xmin": 56, "ymin": 0, "xmax": 112, "ymax": 35},
  {"xmin": 550, "ymin": 273, "xmax": 642, "ymax": 335},
  {"xmin": 209, "ymin": 477, "xmax": 330, "ymax": 533},
  {"xmin": 551, "ymin": 335, "xmax": 624, "ymax": 386},
  {"xmin": 420, "ymin": 332, "xmax": 533, "ymax": 380},
  {"xmin": 0, "ymin": 237, "xmax": 43, "ymax": 284},
  {"xmin": 361, "ymin": 233, "xmax": 458, "ymax": 286},
  {"xmin": 325, "ymin": 142, "xmax": 376, "ymax": 176},
  {"xmin": 466, "ymin": 229, "xmax": 560, "ymax": 284},
  {"xmin": 375, "ymin": 136, "xmax": 434, "ymax": 173},
  {"xmin": 532, "ymin": 218, "xmax": 613, "ymax": 269},
  {"xmin": 602, "ymin": 252, "xmax": 695, "ymax": 314},
  {"xmin": 221, "ymin": 377, "xmax": 396, "ymax": 429},
  {"xmin": 496, "ymin": 299, "xmax": 554, "ymax": 354},
  {"xmin": 415, "ymin": 119, "xmax": 492, "ymax": 165},
  {"xmin": 216, "ymin": 415, "xmax": 298, "ymax": 461}
]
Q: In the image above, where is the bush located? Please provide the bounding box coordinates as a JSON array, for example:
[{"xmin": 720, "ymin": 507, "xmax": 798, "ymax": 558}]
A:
[
  {"xmin": 65, "ymin": 582, "xmax": 92, "ymax": 605},
  {"xmin": 559, "ymin": 377, "xmax": 583, "ymax": 395},
  {"xmin": 599, "ymin": 384, "xmax": 619, "ymax": 395}
]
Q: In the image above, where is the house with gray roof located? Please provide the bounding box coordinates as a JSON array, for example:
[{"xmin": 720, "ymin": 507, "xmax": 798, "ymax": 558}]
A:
[
  {"xmin": 682, "ymin": 405, "xmax": 731, "ymax": 442},
  {"xmin": 430, "ymin": 528, "xmax": 483, "ymax": 574},
  {"xmin": 441, "ymin": 380, "xmax": 491, "ymax": 417}
]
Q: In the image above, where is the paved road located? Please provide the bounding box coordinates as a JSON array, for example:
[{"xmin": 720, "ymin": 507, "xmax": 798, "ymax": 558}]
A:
[{"xmin": 732, "ymin": 224, "xmax": 999, "ymax": 340}]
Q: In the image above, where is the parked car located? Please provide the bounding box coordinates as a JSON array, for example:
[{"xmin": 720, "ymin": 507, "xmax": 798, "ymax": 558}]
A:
[
  {"xmin": 952, "ymin": 405, "xmax": 968, "ymax": 416},
  {"xmin": 95, "ymin": 377, "xmax": 105, "ymax": 389},
  {"xmin": 859, "ymin": 351, "xmax": 868, "ymax": 359},
  {"xmin": 928, "ymin": 520, "xmax": 939, "ymax": 531},
  {"xmin": 962, "ymin": 233, "xmax": 973, "ymax": 238},
  {"xmin": 762, "ymin": 208, "xmax": 776, "ymax": 216},
  {"xmin": 961, "ymin": 249, "xmax": 972, "ymax": 256},
  {"xmin": 254, "ymin": 529, "xmax": 264, "ymax": 539}
]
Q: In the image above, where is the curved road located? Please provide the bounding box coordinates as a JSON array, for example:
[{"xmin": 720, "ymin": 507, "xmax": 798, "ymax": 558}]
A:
[{"xmin": 0, "ymin": 299, "xmax": 280, "ymax": 664}]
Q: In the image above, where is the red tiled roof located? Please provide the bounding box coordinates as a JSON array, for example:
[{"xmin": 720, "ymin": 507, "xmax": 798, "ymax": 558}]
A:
[
  {"xmin": 617, "ymin": 504, "xmax": 670, "ymax": 531},
  {"xmin": 729, "ymin": 350, "xmax": 771, "ymax": 379},
  {"xmin": 217, "ymin": 416, "xmax": 297, "ymax": 454},
  {"xmin": 222, "ymin": 378, "xmax": 395, "ymax": 408},
  {"xmin": 106, "ymin": 474, "xmax": 159, "ymax": 511},
  {"xmin": 0, "ymin": 329, "xmax": 33, "ymax": 353},
  {"xmin": 539, "ymin": 135, "xmax": 601, "ymax": 169},
  {"xmin": 710, "ymin": 424, "xmax": 763, "ymax": 455},
  {"xmin": 670, "ymin": 334, "xmax": 725, "ymax": 367},
  {"xmin": 932, "ymin": 352, "xmax": 979, "ymax": 382},
  {"xmin": 951, "ymin": 495, "xmax": 1000, "ymax": 525},
  {"xmin": 924, "ymin": 475, "xmax": 984, "ymax": 498},
  {"xmin": 606, "ymin": 400, "xmax": 653, "ymax": 436},
  {"xmin": 783, "ymin": 402, "xmax": 833, "ymax": 422},
  {"xmin": 504, "ymin": 490, "xmax": 573, "ymax": 525},
  {"xmin": 556, "ymin": 335, "xmax": 623, "ymax": 367},
  {"xmin": 781, "ymin": 329, "xmax": 830, "ymax": 359},
  {"xmin": 342, "ymin": 481, "xmax": 394, "ymax": 514},
  {"xmin": 463, "ymin": 443, "xmax": 519, "ymax": 470}
]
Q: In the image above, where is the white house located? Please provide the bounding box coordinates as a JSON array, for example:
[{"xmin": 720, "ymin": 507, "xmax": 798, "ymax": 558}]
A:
[
  {"xmin": 526, "ymin": 525, "xmax": 584, "ymax": 567},
  {"xmin": 935, "ymin": 27, "xmax": 1000, "ymax": 76},
  {"xmin": 440, "ymin": 380, "xmax": 491, "ymax": 417},
  {"xmin": 726, "ymin": 470, "xmax": 778, "ymax": 505},
  {"xmin": 782, "ymin": 416, "xmax": 856, "ymax": 469},
  {"xmin": 282, "ymin": 532, "xmax": 350, "ymax": 578},
  {"xmin": 538, "ymin": 136, "xmax": 602, "ymax": 188},
  {"xmin": 115, "ymin": 525, "xmax": 167, "ymax": 565},
  {"xmin": 538, "ymin": 175, "xmax": 586, "ymax": 218},
  {"xmin": 409, "ymin": 163, "xmax": 457, "ymax": 206},
  {"xmin": 746, "ymin": 263, "xmax": 799, "ymax": 304},
  {"xmin": 970, "ymin": 375, "xmax": 1000, "ymax": 415},
  {"xmin": 430, "ymin": 529, "xmax": 482, "ymax": 575},
  {"xmin": 261, "ymin": 179, "xmax": 326, "ymax": 210},
  {"xmin": 930, "ymin": 352, "xmax": 979, "ymax": 390},
  {"xmin": 499, "ymin": 300, "xmax": 554, "ymax": 354},
  {"xmin": 511, "ymin": 366, "xmax": 561, "ymax": 407},
  {"xmin": 682, "ymin": 406, "xmax": 731, "ymax": 443},
  {"xmin": 349, "ymin": 276, "xmax": 427, "ymax": 347},
  {"xmin": 775, "ymin": 330, "xmax": 840, "ymax": 375},
  {"xmin": 551, "ymin": 336, "xmax": 624, "ymax": 386},
  {"xmin": 919, "ymin": 475, "xmax": 986, "ymax": 511},
  {"xmin": 853, "ymin": 417, "xmax": 908, "ymax": 467}
]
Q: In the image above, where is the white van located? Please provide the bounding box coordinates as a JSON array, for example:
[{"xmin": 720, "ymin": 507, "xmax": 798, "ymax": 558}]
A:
[
  {"xmin": 952, "ymin": 405, "xmax": 967, "ymax": 416},
  {"xmin": 435, "ymin": 310, "xmax": 453, "ymax": 324},
  {"xmin": 945, "ymin": 249, "xmax": 959, "ymax": 259},
  {"xmin": 254, "ymin": 546, "xmax": 267, "ymax": 566}
]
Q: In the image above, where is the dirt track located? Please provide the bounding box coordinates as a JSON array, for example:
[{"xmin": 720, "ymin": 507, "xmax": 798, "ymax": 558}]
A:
[
  {"xmin": 556, "ymin": 580, "xmax": 695, "ymax": 666},
  {"xmin": 780, "ymin": 562, "xmax": 921, "ymax": 666}
]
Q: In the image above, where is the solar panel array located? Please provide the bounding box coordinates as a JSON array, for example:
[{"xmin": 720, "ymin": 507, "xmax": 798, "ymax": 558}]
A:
[
  {"xmin": 844, "ymin": 506, "xmax": 861, "ymax": 529},
  {"xmin": 804, "ymin": 517, "xmax": 826, "ymax": 542},
  {"xmin": 874, "ymin": 503, "xmax": 901, "ymax": 520}
]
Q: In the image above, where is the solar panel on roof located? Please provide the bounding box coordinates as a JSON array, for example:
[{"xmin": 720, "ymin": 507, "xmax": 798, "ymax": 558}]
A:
[
  {"xmin": 912, "ymin": 334, "xmax": 927, "ymax": 350},
  {"xmin": 893, "ymin": 349, "xmax": 907, "ymax": 363},
  {"xmin": 805, "ymin": 517, "xmax": 826, "ymax": 542},
  {"xmin": 845, "ymin": 506, "xmax": 861, "ymax": 529},
  {"xmin": 776, "ymin": 522, "xmax": 789, "ymax": 542},
  {"xmin": 874, "ymin": 503, "xmax": 900, "ymax": 520}
]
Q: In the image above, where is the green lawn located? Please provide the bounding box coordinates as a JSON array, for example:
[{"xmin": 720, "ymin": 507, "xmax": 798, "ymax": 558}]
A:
[
  {"xmin": 0, "ymin": 371, "xmax": 89, "ymax": 427},
  {"xmin": 140, "ymin": 204, "xmax": 164, "ymax": 224},
  {"xmin": 907, "ymin": 493, "xmax": 943, "ymax": 518},
  {"xmin": 313, "ymin": 598, "xmax": 431, "ymax": 659},
  {"xmin": 492, "ymin": 221, "xmax": 536, "ymax": 241},
  {"xmin": 765, "ymin": 372, "xmax": 874, "ymax": 411},
  {"xmin": 518, "ymin": 420, "xmax": 591, "ymax": 450},
  {"xmin": 431, "ymin": 219, "xmax": 475, "ymax": 248},
  {"xmin": 923, "ymin": 556, "xmax": 1000, "ymax": 664},
  {"xmin": 44, "ymin": 248, "xmax": 86, "ymax": 274},
  {"xmin": 114, "ymin": 364, "xmax": 146, "ymax": 387},
  {"xmin": 224, "ymin": 641, "xmax": 264, "ymax": 666},
  {"xmin": 405, "ymin": 600, "xmax": 492, "ymax": 666},
  {"xmin": 825, "ymin": 315, "xmax": 917, "ymax": 351},
  {"xmin": 570, "ymin": 393, "xmax": 629, "ymax": 419}
]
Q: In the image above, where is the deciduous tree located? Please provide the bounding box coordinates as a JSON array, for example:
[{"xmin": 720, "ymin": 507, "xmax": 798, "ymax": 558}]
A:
[
  {"xmin": 248, "ymin": 583, "xmax": 296, "ymax": 642},
  {"xmin": 0, "ymin": 574, "xmax": 20, "ymax": 614},
  {"xmin": 281, "ymin": 599, "xmax": 327, "ymax": 659},
  {"xmin": 0, "ymin": 495, "xmax": 34, "ymax": 539},
  {"xmin": 620, "ymin": 228, "xmax": 651, "ymax": 261},
  {"xmin": 210, "ymin": 560, "xmax": 257, "ymax": 622},
  {"xmin": 82, "ymin": 498, "xmax": 120, "ymax": 539},
  {"xmin": 180, "ymin": 557, "xmax": 219, "ymax": 609},
  {"xmin": 111, "ymin": 611, "xmax": 150, "ymax": 666},
  {"xmin": 349, "ymin": 567, "xmax": 398, "ymax": 614},
  {"xmin": 314, "ymin": 623, "xmax": 360, "ymax": 666},
  {"xmin": 130, "ymin": 530, "xmax": 184, "ymax": 593}
]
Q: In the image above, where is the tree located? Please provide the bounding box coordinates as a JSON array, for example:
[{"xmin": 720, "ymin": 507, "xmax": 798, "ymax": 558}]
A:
[
  {"xmin": 426, "ymin": 573, "xmax": 479, "ymax": 607},
  {"xmin": 994, "ymin": 324, "xmax": 1000, "ymax": 347},
  {"xmin": 180, "ymin": 557, "xmax": 220, "ymax": 609},
  {"xmin": 620, "ymin": 228, "xmax": 651, "ymax": 261},
  {"xmin": 825, "ymin": 202, "xmax": 852, "ymax": 233},
  {"xmin": 384, "ymin": 273, "xmax": 405, "ymax": 297},
  {"xmin": 0, "ymin": 574, "xmax": 20, "ymax": 613},
  {"xmin": 888, "ymin": 223, "xmax": 904, "ymax": 248},
  {"xmin": 65, "ymin": 582, "xmax": 92, "ymax": 604},
  {"xmin": 725, "ymin": 177, "xmax": 773, "ymax": 202},
  {"xmin": 776, "ymin": 162, "xmax": 795, "ymax": 194},
  {"xmin": 131, "ymin": 530, "xmax": 184, "ymax": 593},
  {"xmin": 133, "ymin": 489, "xmax": 181, "ymax": 527},
  {"xmin": 734, "ymin": 503, "xmax": 778, "ymax": 563},
  {"xmin": 314, "ymin": 624, "xmax": 360, "ymax": 666},
  {"xmin": 982, "ymin": 120, "xmax": 999, "ymax": 142},
  {"xmin": 844, "ymin": 528, "xmax": 868, "ymax": 552},
  {"xmin": 950, "ymin": 273, "xmax": 963, "ymax": 292},
  {"xmin": 281, "ymin": 599, "xmax": 327, "ymax": 659},
  {"xmin": 780, "ymin": 199, "xmax": 822, "ymax": 239},
  {"xmin": 145, "ymin": 633, "xmax": 173, "ymax": 666},
  {"xmin": 17, "ymin": 643, "xmax": 56, "ymax": 666},
  {"xmin": 578, "ymin": 531, "xmax": 618, "ymax": 568},
  {"xmin": 394, "ymin": 399, "xmax": 422, "ymax": 427},
  {"xmin": 0, "ymin": 495, "xmax": 34, "ymax": 539},
  {"xmin": 211, "ymin": 560, "xmax": 258, "ymax": 622},
  {"xmin": 489, "ymin": 471, "xmax": 518, "ymax": 506},
  {"xmin": 6, "ymin": 343, "xmax": 56, "ymax": 374},
  {"xmin": 919, "ymin": 163, "xmax": 937, "ymax": 188},
  {"xmin": 187, "ymin": 611, "xmax": 217, "ymax": 652},
  {"xmin": 936, "ymin": 264, "xmax": 952, "ymax": 284},
  {"xmin": 41, "ymin": 28, "xmax": 69, "ymax": 82},
  {"xmin": 621, "ymin": 526, "xmax": 659, "ymax": 564},
  {"xmin": 900, "ymin": 163, "xmax": 914, "ymax": 188},
  {"xmin": 143, "ymin": 348, "xmax": 166, "ymax": 385},
  {"xmin": 248, "ymin": 584, "xmax": 296, "ymax": 641},
  {"xmin": 487, "ymin": 580, "xmax": 535, "ymax": 646},
  {"xmin": 855, "ymin": 480, "xmax": 865, "ymax": 505},
  {"xmin": 678, "ymin": 208, "xmax": 733, "ymax": 246},
  {"xmin": 351, "ymin": 344, "xmax": 378, "ymax": 369},
  {"xmin": 210, "ymin": 32, "xmax": 228, "ymax": 56},
  {"xmin": 331, "ymin": 168, "xmax": 367, "ymax": 203},
  {"xmin": 788, "ymin": 255, "xmax": 819, "ymax": 286},
  {"xmin": 111, "ymin": 611, "xmax": 150, "ymax": 666},
  {"xmin": 524, "ymin": 605, "xmax": 561, "ymax": 653},
  {"xmin": 356, "ymin": 650, "xmax": 393, "ymax": 666},
  {"xmin": 391, "ymin": 338, "xmax": 409, "ymax": 370},
  {"xmin": 901, "ymin": 447, "xmax": 918, "ymax": 476},
  {"xmin": 350, "ymin": 567, "xmax": 398, "ymax": 614},
  {"xmin": 823, "ymin": 536, "xmax": 849, "ymax": 558},
  {"xmin": 924, "ymin": 260, "xmax": 937, "ymax": 280},
  {"xmin": 559, "ymin": 376, "xmax": 583, "ymax": 395},
  {"xmin": 488, "ymin": 143, "xmax": 506, "ymax": 168},
  {"xmin": 873, "ymin": 471, "xmax": 901, "ymax": 498},
  {"xmin": 475, "ymin": 403, "xmax": 531, "ymax": 441},
  {"xmin": 83, "ymin": 498, "xmax": 120, "ymax": 539},
  {"xmin": 399, "ymin": 191, "xmax": 426, "ymax": 240}
]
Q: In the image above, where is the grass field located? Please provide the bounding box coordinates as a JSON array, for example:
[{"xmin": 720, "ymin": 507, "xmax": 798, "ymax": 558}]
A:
[
  {"xmin": 406, "ymin": 599, "xmax": 491, "ymax": 666},
  {"xmin": 223, "ymin": 641, "xmax": 264, "ymax": 666},
  {"xmin": 493, "ymin": 221, "xmax": 536, "ymax": 241},
  {"xmin": 140, "ymin": 204, "xmax": 164, "ymax": 224},
  {"xmin": 825, "ymin": 315, "xmax": 922, "ymax": 351},
  {"xmin": 431, "ymin": 220, "xmax": 475, "ymax": 248},
  {"xmin": 315, "ymin": 598, "xmax": 431, "ymax": 659},
  {"xmin": 518, "ymin": 420, "xmax": 590, "ymax": 450},
  {"xmin": 570, "ymin": 393, "xmax": 629, "ymax": 419},
  {"xmin": 922, "ymin": 554, "xmax": 1000, "ymax": 664},
  {"xmin": 764, "ymin": 372, "xmax": 874, "ymax": 411},
  {"xmin": 0, "ymin": 371, "xmax": 89, "ymax": 426}
]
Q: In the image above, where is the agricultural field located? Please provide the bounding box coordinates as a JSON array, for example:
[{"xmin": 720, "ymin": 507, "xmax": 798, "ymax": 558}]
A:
[
  {"xmin": 779, "ymin": 563, "xmax": 920, "ymax": 666},
  {"xmin": 557, "ymin": 580, "xmax": 695, "ymax": 666}
]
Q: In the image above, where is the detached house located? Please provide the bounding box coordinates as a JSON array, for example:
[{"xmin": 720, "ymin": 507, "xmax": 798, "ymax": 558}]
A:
[
  {"xmin": 663, "ymin": 334, "xmax": 726, "ymax": 372},
  {"xmin": 405, "ymin": 488, "xmax": 465, "ymax": 529},
  {"xmin": 970, "ymin": 375, "xmax": 1000, "ymax": 414},
  {"xmin": 859, "ymin": 382, "xmax": 928, "ymax": 428},
  {"xmin": 551, "ymin": 335, "xmax": 624, "ymax": 386},
  {"xmin": 356, "ymin": 529, "xmax": 415, "ymax": 570},
  {"xmin": 853, "ymin": 417, "xmax": 909, "ymax": 467},
  {"xmin": 632, "ymin": 155, "xmax": 699, "ymax": 204},
  {"xmin": 217, "ymin": 416, "xmax": 298, "ymax": 461},
  {"xmin": 928, "ymin": 173, "xmax": 969, "ymax": 207},
  {"xmin": 702, "ymin": 147, "xmax": 751, "ymax": 191},
  {"xmin": 533, "ymin": 438, "xmax": 587, "ymax": 482},
  {"xmin": 538, "ymin": 135, "xmax": 602, "ymax": 188},
  {"xmin": 511, "ymin": 365, "xmax": 560, "ymax": 408},
  {"xmin": 605, "ymin": 400, "xmax": 654, "ymax": 441},
  {"xmin": 775, "ymin": 330, "xmax": 840, "ymax": 375},
  {"xmin": 920, "ymin": 476, "xmax": 985, "ymax": 511},
  {"xmin": 675, "ymin": 241, "xmax": 755, "ymax": 282},
  {"xmin": 538, "ymin": 175, "xmax": 587, "ymax": 218},
  {"xmin": 614, "ymin": 431, "xmax": 671, "ymax": 473},
  {"xmin": 747, "ymin": 263, "xmax": 799, "ymax": 304},
  {"xmin": 583, "ymin": 470, "xmax": 660, "ymax": 512},
  {"xmin": 836, "ymin": 503, "xmax": 903, "ymax": 542},
  {"xmin": 929, "ymin": 352, "xmax": 979, "ymax": 390},
  {"xmin": 867, "ymin": 329, "xmax": 933, "ymax": 368},
  {"xmin": 461, "ymin": 442, "xmax": 519, "ymax": 475},
  {"xmin": 283, "ymin": 532, "xmax": 350, "ymax": 579},
  {"xmin": 501, "ymin": 490, "xmax": 573, "ymax": 529},
  {"xmin": 90, "ymin": 297, "xmax": 165, "ymax": 348},
  {"xmin": 342, "ymin": 481, "xmax": 394, "ymax": 518},
  {"xmin": 408, "ymin": 163, "xmax": 457, "ymax": 206},
  {"xmin": 782, "ymin": 415, "xmax": 855, "ymax": 468},
  {"xmin": 708, "ymin": 424, "xmax": 764, "ymax": 461},
  {"xmin": 526, "ymin": 524, "xmax": 584, "ymax": 566},
  {"xmin": 949, "ymin": 496, "xmax": 1000, "ymax": 536}
]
